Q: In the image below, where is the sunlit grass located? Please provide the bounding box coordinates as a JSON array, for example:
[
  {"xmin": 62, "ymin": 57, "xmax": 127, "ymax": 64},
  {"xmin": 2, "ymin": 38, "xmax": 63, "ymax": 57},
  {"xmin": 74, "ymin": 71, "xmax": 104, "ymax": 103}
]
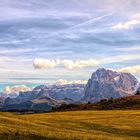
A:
[{"xmin": 0, "ymin": 110, "xmax": 140, "ymax": 140}]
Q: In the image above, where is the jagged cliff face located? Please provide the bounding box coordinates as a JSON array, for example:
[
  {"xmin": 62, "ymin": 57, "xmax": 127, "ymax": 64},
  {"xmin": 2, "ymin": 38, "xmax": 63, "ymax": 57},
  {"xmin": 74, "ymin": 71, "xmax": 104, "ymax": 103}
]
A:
[{"xmin": 83, "ymin": 68, "xmax": 139, "ymax": 102}]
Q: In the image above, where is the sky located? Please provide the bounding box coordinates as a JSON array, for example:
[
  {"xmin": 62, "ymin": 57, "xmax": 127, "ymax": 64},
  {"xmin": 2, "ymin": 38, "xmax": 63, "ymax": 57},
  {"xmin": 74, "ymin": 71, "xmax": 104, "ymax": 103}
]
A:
[{"xmin": 0, "ymin": 0, "xmax": 140, "ymax": 91}]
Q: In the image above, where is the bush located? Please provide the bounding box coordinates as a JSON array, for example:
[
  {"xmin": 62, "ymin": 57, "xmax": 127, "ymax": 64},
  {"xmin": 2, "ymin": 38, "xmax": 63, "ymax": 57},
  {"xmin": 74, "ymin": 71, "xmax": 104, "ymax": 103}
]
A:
[{"xmin": 98, "ymin": 99, "xmax": 108, "ymax": 103}]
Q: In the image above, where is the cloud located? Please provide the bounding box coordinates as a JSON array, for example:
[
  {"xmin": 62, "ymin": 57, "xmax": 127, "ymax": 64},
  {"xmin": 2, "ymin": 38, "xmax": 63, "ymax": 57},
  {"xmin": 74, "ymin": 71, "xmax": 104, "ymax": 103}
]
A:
[
  {"xmin": 71, "ymin": 13, "xmax": 112, "ymax": 29},
  {"xmin": 33, "ymin": 58, "xmax": 99, "ymax": 70},
  {"xmin": 114, "ymin": 46, "xmax": 140, "ymax": 52},
  {"xmin": 4, "ymin": 85, "xmax": 31, "ymax": 94},
  {"xmin": 1, "ymin": 0, "xmax": 140, "ymax": 84},
  {"xmin": 99, "ymin": 54, "xmax": 140, "ymax": 64},
  {"xmin": 55, "ymin": 79, "xmax": 87, "ymax": 85},
  {"xmin": 62, "ymin": 59, "xmax": 99, "ymax": 70},
  {"xmin": 33, "ymin": 58, "xmax": 60, "ymax": 69},
  {"xmin": 112, "ymin": 20, "xmax": 140, "ymax": 30},
  {"xmin": 118, "ymin": 65, "xmax": 140, "ymax": 73}
]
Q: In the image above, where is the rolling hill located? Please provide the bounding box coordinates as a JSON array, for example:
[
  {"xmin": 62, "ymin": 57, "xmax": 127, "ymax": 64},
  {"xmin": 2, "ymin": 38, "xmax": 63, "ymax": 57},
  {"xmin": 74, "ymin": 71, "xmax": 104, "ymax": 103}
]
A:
[
  {"xmin": 53, "ymin": 93, "xmax": 140, "ymax": 112},
  {"xmin": 0, "ymin": 110, "xmax": 140, "ymax": 140}
]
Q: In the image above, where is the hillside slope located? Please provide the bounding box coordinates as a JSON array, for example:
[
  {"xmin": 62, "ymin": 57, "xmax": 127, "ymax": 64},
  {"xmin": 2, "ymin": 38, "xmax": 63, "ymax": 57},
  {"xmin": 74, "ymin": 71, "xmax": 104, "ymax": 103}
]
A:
[
  {"xmin": 0, "ymin": 110, "xmax": 140, "ymax": 140},
  {"xmin": 54, "ymin": 94, "xmax": 140, "ymax": 111}
]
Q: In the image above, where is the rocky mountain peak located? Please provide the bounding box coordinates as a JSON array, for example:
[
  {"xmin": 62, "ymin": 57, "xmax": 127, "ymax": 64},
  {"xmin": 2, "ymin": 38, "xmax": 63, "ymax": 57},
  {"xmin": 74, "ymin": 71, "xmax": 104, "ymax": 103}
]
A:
[
  {"xmin": 91, "ymin": 68, "xmax": 118, "ymax": 82},
  {"xmin": 83, "ymin": 68, "xmax": 140, "ymax": 102}
]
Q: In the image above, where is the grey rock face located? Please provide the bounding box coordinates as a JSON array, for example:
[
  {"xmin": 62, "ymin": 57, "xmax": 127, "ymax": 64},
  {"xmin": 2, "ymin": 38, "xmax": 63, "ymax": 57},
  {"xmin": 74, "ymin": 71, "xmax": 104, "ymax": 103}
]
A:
[
  {"xmin": 137, "ymin": 87, "xmax": 140, "ymax": 92},
  {"xmin": 83, "ymin": 68, "xmax": 140, "ymax": 102},
  {"xmin": 18, "ymin": 84, "xmax": 85, "ymax": 101}
]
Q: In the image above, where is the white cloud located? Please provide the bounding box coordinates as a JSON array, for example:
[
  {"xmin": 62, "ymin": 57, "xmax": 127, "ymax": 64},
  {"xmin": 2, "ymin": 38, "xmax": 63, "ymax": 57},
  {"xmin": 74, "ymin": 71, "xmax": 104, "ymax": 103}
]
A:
[
  {"xmin": 4, "ymin": 85, "xmax": 31, "ymax": 94},
  {"xmin": 118, "ymin": 65, "xmax": 140, "ymax": 73},
  {"xmin": 33, "ymin": 58, "xmax": 99, "ymax": 70},
  {"xmin": 33, "ymin": 58, "xmax": 60, "ymax": 69},
  {"xmin": 112, "ymin": 20, "xmax": 140, "ymax": 30},
  {"xmin": 62, "ymin": 59, "xmax": 98, "ymax": 70},
  {"xmin": 55, "ymin": 79, "xmax": 87, "ymax": 85}
]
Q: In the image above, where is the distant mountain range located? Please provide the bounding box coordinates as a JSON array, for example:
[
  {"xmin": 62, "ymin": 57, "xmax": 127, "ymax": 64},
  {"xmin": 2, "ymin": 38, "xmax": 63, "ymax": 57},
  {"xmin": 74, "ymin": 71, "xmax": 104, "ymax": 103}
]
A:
[
  {"xmin": 0, "ymin": 84, "xmax": 85, "ymax": 111},
  {"xmin": 0, "ymin": 68, "xmax": 140, "ymax": 111}
]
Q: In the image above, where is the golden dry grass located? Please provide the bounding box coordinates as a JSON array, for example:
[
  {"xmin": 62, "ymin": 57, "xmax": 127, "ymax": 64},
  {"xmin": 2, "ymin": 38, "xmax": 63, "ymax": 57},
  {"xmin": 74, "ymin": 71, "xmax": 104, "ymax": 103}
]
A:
[{"xmin": 0, "ymin": 110, "xmax": 140, "ymax": 140}]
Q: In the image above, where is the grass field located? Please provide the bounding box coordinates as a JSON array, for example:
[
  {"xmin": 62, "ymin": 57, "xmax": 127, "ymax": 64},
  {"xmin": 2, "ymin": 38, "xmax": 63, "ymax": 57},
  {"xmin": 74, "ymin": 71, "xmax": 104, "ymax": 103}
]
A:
[{"xmin": 0, "ymin": 110, "xmax": 140, "ymax": 140}]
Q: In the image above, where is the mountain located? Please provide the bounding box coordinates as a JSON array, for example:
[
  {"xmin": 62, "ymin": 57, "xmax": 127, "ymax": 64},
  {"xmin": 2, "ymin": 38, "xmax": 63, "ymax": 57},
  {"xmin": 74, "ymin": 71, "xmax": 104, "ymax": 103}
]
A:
[
  {"xmin": 137, "ymin": 87, "xmax": 140, "ymax": 92},
  {"xmin": 0, "ymin": 97, "xmax": 5, "ymax": 108},
  {"xmin": 18, "ymin": 84, "xmax": 85, "ymax": 101},
  {"xmin": 83, "ymin": 68, "xmax": 139, "ymax": 102},
  {"xmin": 1, "ymin": 68, "xmax": 140, "ymax": 111},
  {"xmin": 0, "ymin": 84, "xmax": 85, "ymax": 111},
  {"xmin": 2, "ymin": 96, "xmax": 62, "ymax": 111},
  {"xmin": 0, "ymin": 92, "xmax": 17, "ymax": 98}
]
